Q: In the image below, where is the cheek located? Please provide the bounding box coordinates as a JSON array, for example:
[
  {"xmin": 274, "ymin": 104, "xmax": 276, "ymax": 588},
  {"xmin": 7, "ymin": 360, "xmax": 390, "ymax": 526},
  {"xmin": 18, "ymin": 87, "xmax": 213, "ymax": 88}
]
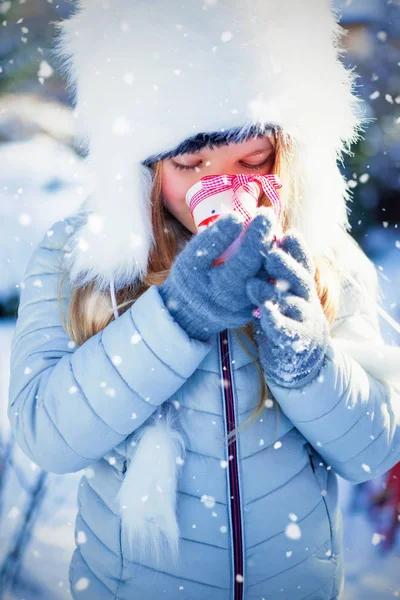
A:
[{"xmin": 161, "ymin": 168, "xmax": 191, "ymax": 213}]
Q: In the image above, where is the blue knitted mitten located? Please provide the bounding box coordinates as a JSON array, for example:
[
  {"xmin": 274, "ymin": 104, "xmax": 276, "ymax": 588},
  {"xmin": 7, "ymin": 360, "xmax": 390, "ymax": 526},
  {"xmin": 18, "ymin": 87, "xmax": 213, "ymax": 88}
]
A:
[
  {"xmin": 158, "ymin": 210, "xmax": 276, "ymax": 341},
  {"xmin": 246, "ymin": 230, "xmax": 329, "ymax": 388}
]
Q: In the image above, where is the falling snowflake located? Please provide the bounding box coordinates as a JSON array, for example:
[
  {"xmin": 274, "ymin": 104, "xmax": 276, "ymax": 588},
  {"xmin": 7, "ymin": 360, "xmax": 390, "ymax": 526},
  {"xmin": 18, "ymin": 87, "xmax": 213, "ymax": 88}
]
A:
[
  {"xmin": 201, "ymin": 495, "xmax": 216, "ymax": 509},
  {"xmin": 0, "ymin": 2, "xmax": 11, "ymax": 14},
  {"xmin": 359, "ymin": 173, "xmax": 370, "ymax": 184},
  {"xmin": 221, "ymin": 31, "xmax": 233, "ymax": 42},
  {"xmin": 372, "ymin": 533, "xmax": 383, "ymax": 545},
  {"xmin": 77, "ymin": 531, "xmax": 87, "ymax": 545},
  {"xmin": 19, "ymin": 213, "xmax": 31, "ymax": 226},
  {"xmin": 285, "ymin": 522, "xmax": 301, "ymax": 540},
  {"xmin": 131, "ymin": 332, "xmax": 142, "ymax": 344},
  {"xmin": 38, "ymin": 60, "xmax": 53, "ymax": 83},
  {"xmin": 275, "ymin": 278, "xmax": 290, "ymax": 292},
  {"xmin": 74, "ymin": 578, "xmax": 90, "ymax": 592}
]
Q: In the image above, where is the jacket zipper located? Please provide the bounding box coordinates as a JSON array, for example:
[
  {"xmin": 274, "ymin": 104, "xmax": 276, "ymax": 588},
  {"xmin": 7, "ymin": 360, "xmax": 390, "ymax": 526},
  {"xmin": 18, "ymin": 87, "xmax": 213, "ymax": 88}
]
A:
[{"xmin": 219, "ymin": 329, "xmax": 244, "ymax": 600}]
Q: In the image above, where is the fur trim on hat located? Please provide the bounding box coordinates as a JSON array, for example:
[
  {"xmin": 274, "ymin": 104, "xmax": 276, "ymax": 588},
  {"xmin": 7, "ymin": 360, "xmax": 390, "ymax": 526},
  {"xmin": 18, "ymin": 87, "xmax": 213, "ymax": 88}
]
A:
[{"xmin": 51, "ymin": 0, "xmax": 368, "ymax": 292}]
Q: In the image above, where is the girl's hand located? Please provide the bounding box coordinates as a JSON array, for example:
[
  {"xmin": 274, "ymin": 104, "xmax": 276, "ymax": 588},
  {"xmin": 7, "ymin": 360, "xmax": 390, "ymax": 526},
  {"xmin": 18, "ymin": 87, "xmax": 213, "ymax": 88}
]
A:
[
  {"xmin": 158, "ymin": 210, "xmax": 276, "ymax": 341},
  {"xmin": 246, "ymin": 231, "xmax": 329, "ymax": 388}
]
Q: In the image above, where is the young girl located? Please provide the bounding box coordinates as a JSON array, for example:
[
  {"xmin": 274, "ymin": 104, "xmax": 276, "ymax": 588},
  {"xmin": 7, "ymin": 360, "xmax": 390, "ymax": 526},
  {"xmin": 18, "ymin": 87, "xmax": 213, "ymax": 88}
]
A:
[{"xmin": 8, "ymin": 1, "xmax": 400, "ymax": 599}]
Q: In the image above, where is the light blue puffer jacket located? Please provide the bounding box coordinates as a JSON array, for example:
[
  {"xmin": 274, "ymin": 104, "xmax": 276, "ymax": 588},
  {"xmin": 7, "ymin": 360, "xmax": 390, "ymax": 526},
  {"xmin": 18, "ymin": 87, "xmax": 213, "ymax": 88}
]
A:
[{"xmin": 8, "ymin": 212, "xmax": 400, "ymax": 600}]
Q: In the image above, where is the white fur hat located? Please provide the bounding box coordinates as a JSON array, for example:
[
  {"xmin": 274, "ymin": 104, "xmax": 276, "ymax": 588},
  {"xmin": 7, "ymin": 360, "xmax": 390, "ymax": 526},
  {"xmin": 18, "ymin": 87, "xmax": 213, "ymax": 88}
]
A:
[{"xmin": 52, "ymin": 0, "xmax": 367, "ymax": 293}]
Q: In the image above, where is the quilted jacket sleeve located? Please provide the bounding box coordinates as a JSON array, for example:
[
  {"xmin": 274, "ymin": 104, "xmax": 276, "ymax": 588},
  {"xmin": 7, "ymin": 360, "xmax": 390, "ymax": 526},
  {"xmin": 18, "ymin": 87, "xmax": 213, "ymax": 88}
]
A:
[
  {"xmin": 267, "ymin": 243, "xmax": 400, "ymax": 485},
  {"xmin": 8, "ymin": 215, "xmax": 212, "ymax": 475}
]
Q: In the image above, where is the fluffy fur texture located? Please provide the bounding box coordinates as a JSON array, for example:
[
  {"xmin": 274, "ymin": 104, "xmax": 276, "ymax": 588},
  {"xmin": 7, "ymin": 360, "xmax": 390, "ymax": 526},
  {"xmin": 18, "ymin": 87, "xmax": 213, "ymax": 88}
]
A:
[
  {"xmin": 51, "ymin": 0, "xmax": 368, "ymax": 292},
  {"xmin": 118, "ymin": 407, "xmax": 186, "ymax": 567}
]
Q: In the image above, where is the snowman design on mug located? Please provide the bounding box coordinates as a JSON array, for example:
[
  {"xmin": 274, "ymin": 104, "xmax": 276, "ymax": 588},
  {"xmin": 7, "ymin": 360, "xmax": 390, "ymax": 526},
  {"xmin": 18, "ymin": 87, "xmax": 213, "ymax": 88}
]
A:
[
  {"xmin": 185, "ymin": 173, "xmax": 283, "ymax": 264},
  {"xmin": 185, "ymin": 173, "xmax": 283, "ymax": 318}
]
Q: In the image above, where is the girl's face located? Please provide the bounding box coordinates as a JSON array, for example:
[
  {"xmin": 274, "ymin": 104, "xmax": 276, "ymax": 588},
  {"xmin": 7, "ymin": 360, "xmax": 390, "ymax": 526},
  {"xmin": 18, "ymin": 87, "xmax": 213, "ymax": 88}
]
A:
[{"xmin": 161, "ymin": 135, "xmax": 275, "ymax": 234}]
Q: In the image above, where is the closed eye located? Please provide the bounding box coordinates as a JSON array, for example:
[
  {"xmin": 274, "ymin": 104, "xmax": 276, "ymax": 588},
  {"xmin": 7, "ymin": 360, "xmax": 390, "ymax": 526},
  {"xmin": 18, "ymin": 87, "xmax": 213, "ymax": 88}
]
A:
[{"xmin": 171, "ymin": 158, "xmax": 271, "ymax": 172}]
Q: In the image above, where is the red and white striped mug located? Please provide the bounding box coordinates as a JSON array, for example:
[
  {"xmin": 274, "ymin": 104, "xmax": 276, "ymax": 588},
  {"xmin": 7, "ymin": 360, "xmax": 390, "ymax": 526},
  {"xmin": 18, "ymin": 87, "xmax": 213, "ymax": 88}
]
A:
[{"xmin": 185, "ymin": 173, "xmax": 283, "ymax": 318}]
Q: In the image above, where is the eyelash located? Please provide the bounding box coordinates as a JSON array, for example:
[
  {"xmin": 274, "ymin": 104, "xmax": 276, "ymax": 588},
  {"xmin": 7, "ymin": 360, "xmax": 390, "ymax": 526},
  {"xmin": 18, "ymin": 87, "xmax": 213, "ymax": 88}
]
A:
[{"xmin": 171, "ymin": 159, "xmax": 270, "ymax": 172}]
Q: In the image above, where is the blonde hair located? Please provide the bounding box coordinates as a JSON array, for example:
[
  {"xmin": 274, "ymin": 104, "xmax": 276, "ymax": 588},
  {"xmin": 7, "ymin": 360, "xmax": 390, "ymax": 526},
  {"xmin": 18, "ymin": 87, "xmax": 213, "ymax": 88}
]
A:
[{"xmin": 58, "ymin": 129, "xmax": 341, "ymax": 444}]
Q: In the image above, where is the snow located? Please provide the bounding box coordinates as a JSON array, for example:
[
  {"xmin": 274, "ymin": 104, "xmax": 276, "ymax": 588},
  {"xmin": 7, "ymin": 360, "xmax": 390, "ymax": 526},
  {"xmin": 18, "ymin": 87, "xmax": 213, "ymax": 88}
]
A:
[
  {"xmin": 0, "ymin": 319, "xmax": 80, "ymax": 600},
  {"xmin": 0, "ymin": 134, "xmax": 91, "ymax": 303},
  {"xmin": 285, "ymin": 522, "xmax": 302, "ymax": 540}
]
